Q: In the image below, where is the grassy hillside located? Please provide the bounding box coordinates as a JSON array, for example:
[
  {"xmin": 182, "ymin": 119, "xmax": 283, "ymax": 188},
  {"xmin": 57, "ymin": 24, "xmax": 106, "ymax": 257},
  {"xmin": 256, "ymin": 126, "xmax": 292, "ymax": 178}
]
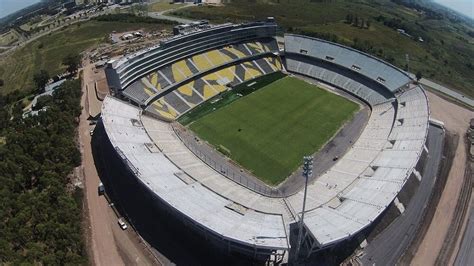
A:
[
  {"xmin": 149, "ymin": 0, "xmax": 185, "ymax": 12},
  {"xmin": 189, "ymin": 76, "xmax": 358, "ymax": 185},
  {"xmin": 172, "ymin": 0, "xmax": 474, "ymax": 98},
  {"xmin": 0, "ymin": 20, "xmax": 172, "ymax": 95}
]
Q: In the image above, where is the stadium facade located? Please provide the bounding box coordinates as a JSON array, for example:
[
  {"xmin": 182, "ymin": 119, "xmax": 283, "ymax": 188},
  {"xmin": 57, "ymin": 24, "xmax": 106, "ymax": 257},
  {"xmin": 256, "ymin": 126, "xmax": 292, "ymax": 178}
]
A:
[{"xmin": 102, "ymin": 19, "xmax": 430, "ymax": 262}]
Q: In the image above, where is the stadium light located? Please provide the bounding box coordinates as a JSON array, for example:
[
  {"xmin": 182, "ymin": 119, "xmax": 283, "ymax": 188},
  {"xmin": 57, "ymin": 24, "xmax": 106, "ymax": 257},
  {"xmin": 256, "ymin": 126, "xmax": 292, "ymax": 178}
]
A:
[{"xmin": 294, "ymin": 155, "xmax": 313, "ymax": 261}]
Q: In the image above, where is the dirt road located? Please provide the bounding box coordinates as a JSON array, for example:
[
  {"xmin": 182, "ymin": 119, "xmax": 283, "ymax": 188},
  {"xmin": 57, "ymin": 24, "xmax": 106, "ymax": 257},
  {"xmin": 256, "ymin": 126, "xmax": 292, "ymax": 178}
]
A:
[
  {"xmin": 80, "ymin": 74, "xmax": 125, "ymax": 266},
  {"xmin": 80, "ymin": 61, "xmax": 157, "ymax": 265},
  {"xmin": 411, "ymin": 91, "xmax": 472, "ymax": 265}
]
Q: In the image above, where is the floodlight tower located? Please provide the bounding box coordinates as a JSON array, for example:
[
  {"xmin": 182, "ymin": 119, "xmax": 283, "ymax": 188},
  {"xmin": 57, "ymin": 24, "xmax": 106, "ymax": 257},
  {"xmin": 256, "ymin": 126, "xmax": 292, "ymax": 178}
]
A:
[
  {"xmin": 294, "ymin": 155, "xmax": 313, "ymax": 261},
  {"xmin": 406, "ymin": 53, "xmax": 410, "ymax": 73}
]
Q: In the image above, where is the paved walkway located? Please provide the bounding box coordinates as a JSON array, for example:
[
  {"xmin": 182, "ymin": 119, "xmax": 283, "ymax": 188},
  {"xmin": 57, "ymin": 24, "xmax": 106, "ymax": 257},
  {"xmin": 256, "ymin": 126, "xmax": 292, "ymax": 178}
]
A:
[
  {"xmin": 419, "ymin": 78, "xmax": 473, "ymax": 108},
  {"xmin": 148, "ymin": 3, "xmax": 196, "ymax": 24},
  {"xmin": 406, "ymin": 74, "xmax": 474, "ymax": 108}
]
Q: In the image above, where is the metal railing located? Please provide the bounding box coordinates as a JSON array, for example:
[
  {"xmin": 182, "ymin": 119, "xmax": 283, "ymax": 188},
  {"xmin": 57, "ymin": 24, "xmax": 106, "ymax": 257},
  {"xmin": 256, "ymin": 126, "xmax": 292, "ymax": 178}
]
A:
[{"xmin": 172, "ymin": 124, "xmax": 284, "ymax": 198}]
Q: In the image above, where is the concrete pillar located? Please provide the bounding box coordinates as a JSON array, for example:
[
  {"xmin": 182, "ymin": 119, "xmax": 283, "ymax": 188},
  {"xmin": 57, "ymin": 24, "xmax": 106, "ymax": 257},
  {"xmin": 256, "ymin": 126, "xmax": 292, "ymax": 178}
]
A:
[
  {"xmin": 413, "ymin": 169, "xmax": 422, "ymax": 181},
  {"xmin": 394, "ymin": 197, "xmax": 405, "ymax": 214}
]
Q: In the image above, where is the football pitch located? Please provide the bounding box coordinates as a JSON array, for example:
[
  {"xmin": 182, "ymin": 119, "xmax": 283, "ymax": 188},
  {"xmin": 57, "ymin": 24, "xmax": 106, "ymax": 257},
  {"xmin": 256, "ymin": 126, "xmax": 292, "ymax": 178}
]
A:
[{"xmin": 187, "ymin": 76, "xmax": 359, "ymax": 185}]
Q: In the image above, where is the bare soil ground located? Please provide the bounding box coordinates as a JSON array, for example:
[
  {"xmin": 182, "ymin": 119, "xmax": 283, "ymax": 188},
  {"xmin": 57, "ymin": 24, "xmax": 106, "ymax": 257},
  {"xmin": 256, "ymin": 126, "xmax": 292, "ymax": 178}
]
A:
[
  {"xmin": 96, "ymin": 77, "xmax": 109, "ymax": 100},
  {"xmin": 83, "ymin": 60, "xmax": 106, "ymax": 118},
  {"xmin": 448, "ymin": 160, "xmax": 473, "ymax": 265},
  {"xmin": 80, "ymin": 60, "xmax": 157, "ymax": 266},
  {"xmin": 410, "ymin": 91, "xmax": 472, "ymax": 265},
  {"xmin": 80, "ymin": 70, "xmax": 125, "ymax": 266}
]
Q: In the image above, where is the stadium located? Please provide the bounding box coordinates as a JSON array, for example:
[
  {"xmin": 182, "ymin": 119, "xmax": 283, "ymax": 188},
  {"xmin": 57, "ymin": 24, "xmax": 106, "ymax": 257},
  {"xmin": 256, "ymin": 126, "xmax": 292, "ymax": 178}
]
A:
[{"xmin": 100, "ymin": 18, "xmax": 431, "ymax": 263}]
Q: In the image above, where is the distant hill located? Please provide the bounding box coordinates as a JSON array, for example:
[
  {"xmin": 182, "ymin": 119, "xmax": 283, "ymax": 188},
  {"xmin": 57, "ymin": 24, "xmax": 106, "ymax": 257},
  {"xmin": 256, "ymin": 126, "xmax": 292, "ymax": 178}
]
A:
[
  {"xmin": 0, "ymin": 0, "xmax": 61, "ymax": 31},
  {"xmin": 171, "ymin": 0, "xmax": 474, "ymax": 98}
]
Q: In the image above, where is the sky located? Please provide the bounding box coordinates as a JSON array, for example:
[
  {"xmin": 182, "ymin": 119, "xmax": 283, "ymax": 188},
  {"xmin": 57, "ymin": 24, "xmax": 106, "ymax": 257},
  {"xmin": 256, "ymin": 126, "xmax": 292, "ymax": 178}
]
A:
[
  {"xmin": 0, "ymin": 0, "xmax": 472, "ymax": 20},
  {"xmin": 434, "ymin": 0, "xmax": 474, "ymax": 19},
  {"xmin": 0, "ymin": 0, "xmax": 41, "ymax": 19}
]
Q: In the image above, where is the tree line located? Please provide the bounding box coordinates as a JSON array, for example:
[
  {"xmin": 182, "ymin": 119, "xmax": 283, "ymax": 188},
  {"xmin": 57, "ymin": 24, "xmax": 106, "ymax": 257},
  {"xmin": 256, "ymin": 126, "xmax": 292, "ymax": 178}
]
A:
[
  {"xmin": 93, "ymin": 13, "xmax": 178, "ymax": 26},
  {"xmin": 0, "ymin": 80, "xmax": 86, "ymax": 264},
  {"xmin": 345, "ymin": 14, "xmax": 371, "ymax": 29},
  {"xmin": 33, "ymin": 53, "xmax": 81, "ymax": 93}
]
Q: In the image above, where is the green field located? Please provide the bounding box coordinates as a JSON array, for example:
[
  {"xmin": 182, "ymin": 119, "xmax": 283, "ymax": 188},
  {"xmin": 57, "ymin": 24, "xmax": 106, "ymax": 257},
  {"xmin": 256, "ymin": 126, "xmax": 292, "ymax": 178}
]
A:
[
  {"xmin": 0, "ymin": 29, "xmax": 20, "ymax": 46},
  {"xmin": 0, "ymin": 20, "xmax": 172, "ymax": 95},
  {"xmin": 149, "ymin": 1, "xmax": 185, "ymax": 12},
  {"xmin": 188, "ymin": 76, "xmax": 358, "ymax": 185},
  {"xmin": 179, "ymin": 71, "xmax": 286, "ymax": 125}
]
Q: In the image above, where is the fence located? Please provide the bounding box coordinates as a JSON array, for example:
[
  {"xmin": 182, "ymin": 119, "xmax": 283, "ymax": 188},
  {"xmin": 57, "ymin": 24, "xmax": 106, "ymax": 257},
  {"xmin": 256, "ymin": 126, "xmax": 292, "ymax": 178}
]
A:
[{"xmin": 172, "ymin": 124, "xmax": 285, "ymax": 198}]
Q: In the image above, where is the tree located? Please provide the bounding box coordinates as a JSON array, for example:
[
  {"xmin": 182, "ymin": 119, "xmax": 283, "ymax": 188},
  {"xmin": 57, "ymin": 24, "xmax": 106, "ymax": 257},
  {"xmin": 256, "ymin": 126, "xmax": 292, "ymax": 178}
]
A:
[
  {"xmin": 33, "ymin": 70, "xmax": 50, "ymax": 92},
  {"xmin": 345, "ymin": 14, "xmax": 353, "ymax": 24},
  {"xmin": 416, "ymin": 71, "xmax": 422, "ymax": 81},
  {"xmin": 0, "ymin": 80, "xmax": 86, "ymax": 264},
  {"xmin": 62, "ymin": 53, "xmax": 81, "ymax": 74},
  {"xmin": 33, "ymin": 95, "xmax": 53, "ymax": 111}
]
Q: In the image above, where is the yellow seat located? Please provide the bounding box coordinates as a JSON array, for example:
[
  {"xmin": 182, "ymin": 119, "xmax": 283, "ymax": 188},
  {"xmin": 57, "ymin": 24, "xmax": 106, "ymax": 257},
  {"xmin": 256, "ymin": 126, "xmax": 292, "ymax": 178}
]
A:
[
  {"xmin": 202, "ymin": 85, "xmax": 219, "ymax": 99},
  {"xmin": 144, "ymin": 87, "xmax": 155, "ymax": 96},
  {"xmin": 243, "ymin": 62, "xmax": 261, "ymax": 80},
  {"xmin": 206, "ymin": 50, "xmax": 231, "ymax": 66},
  {"xmin": 223, "ymin": 46, "xmax": 246, "ymax": 59},
  {"xmin": 171, "ymin": 62, "xmax": 187, "ymax": 82},
  {"xmin": 192, "ymin": 54, "xmax": 213, "ymax": 71},
  {"xmin": 177, "ymin": 84, "xmax": 194, "ymax": 97},
  {"xmin": 151, "ymin": 98, "xmax": 177, "ymax": 119}
]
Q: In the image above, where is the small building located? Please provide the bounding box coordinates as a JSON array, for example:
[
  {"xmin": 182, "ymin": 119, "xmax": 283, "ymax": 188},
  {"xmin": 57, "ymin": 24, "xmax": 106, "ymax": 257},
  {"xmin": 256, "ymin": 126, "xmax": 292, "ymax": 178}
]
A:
[
  {"xmin": 173, "ymin": 20, "xmax": 209, "ymax": 35},
  {"xmin": 22, "ymin": 106, "xmax": 48, "ymax": 119},
  {"xmin": 121, "ymin": 33, "xmax": 134, "ymax": 40},
  {"xmin": 95, "ymin": 60, "xmax": 107, "ymax": 68}
]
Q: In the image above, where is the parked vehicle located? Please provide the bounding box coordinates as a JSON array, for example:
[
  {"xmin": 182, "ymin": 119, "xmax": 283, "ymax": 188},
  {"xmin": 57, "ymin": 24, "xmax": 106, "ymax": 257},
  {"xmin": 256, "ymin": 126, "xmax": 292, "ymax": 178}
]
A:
[
  {"xmin": 118, "ymin": 218, "xmax": 128, "ymax": 230},
  {"xmin": 98, "ymin": 182, "xmax": 105, "ymax": 196}
]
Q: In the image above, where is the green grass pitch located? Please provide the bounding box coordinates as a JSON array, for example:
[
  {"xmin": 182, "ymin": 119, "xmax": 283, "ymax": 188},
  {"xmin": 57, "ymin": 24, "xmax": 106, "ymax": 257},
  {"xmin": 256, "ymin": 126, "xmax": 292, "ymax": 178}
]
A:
[{"xmin": 188, "ymin": 76, "xmax": 359, "ymax": 185}]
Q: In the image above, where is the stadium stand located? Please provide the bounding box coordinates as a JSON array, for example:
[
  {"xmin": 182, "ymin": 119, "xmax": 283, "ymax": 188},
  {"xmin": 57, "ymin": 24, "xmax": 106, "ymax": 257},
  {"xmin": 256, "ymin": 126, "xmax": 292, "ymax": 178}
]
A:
[
  {"xmin": 283, "ymin": 35, "xmax": 429, "ymax": 252},
  {"xmin": 101, "ymin": 96, "xmax": 289, "ymax": 259},
  {"xmin": 105, "ymin": 18, "xmax": 279, "ymax": 105},
  {"xmin": 145, "ymin": 56, "xmax": 282, "ymax": 120},
  {"xmin": 119, "ymin": 38, "xmax": 279, "ymax": 107},
  {"xmin": 101, "ymin": 22, "xmax": 430, "ymax": 262},
  {"xmin": 284, "ymin": 34, "xmax": 411, "ymax": 92},
  {"xmin": 285, "ymin": 53, "xmax": 395, "ymax": 105}
]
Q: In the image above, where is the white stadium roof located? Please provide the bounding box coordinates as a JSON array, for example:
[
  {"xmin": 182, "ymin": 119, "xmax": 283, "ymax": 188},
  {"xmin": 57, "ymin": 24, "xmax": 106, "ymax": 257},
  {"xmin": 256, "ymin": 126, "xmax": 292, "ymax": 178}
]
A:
[
  {"xmin": 101, "ymin": 80, "xmax": 428, "ymax": 249},
  {"xmin": 100, "ymin": 33, "xmax": 429, "ymax": 253}
]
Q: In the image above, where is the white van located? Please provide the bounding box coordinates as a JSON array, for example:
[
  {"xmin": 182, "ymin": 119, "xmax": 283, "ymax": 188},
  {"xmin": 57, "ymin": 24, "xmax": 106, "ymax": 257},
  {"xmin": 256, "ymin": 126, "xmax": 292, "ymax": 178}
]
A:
[{"xmin": 118, "ymin": 218, "xmax": 128, "ymax": 230}]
